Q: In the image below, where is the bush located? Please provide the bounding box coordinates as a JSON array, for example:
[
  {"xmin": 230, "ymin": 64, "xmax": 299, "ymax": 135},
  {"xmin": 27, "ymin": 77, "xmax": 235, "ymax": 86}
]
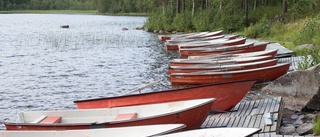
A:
[
  {"xmin": 172, "ymin": 12, "xmax": 193, "ymax": 32},
  {"xmin": 192, "ymin": 10, "xmax": 215, "ymax": 32},
  {"xmin": 297, "ymin": 46, "xmax": 320, "ymax": 70},
  {"xmin": 293, "ymin": 15, "xmax": 320, "ymax": 46},
  {"xmin": 215, "ymin": 4, "xmax": 244, "ymax": 32},
  {"xmin": 145, "ymin": 8, "xmax": 175, "ymax": 31},
  {"xmin": 244, "ymin": 15, "xmax": 271, "ymax": 38}
]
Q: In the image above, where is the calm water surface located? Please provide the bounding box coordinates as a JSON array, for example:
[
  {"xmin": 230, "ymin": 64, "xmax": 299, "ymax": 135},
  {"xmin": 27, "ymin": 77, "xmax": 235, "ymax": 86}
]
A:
[{"xmin": 0, "ymin": 14, "xmax": 177, "ymax": 129}]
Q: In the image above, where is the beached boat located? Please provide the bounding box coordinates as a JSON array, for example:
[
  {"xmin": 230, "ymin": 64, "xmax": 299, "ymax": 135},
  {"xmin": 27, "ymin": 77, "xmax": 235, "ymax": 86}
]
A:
[
  {"xmin": 168, "ymin": 59, "xmax": 278, "ymax": 74},
  {"xmin": 158, "ymin": 30, "xmax": 223, "ymax": 41},
  {"xmin": 178, "ymin": 37, "xmax": 246, "ymax": 49},
  {"xmin": 170, "ymin": 63, "xmax": 290, "ymax": 85},
  {"xmin": 180, "ymin": 42, "xmax": 267, "ymax": 57},
  {"xmin": 165, "ymin": 35, "xmax": 224, "ymax": 50},
  {"xmin": 74, "ymin": 80, "xmax": 255, "ymax": 112},
  {"xmin": 158, "ymin": 127, "xmax": 262, "ymax": 137},
  {"xmin": 179, "ymin": 42, "xmax": 255, "ymax": 56},
  {"xmin": 5, "ymin": 98, "xmax": 215, "ymax": 131},
  {"xmin": 188, "ymin": 49, "xmax": 278, "ymax": 59},
  {"xmin": 165, "ymin": 35, "xmax": 238, "ymax": 50},
  {"xmin": 0, "ymin": 124, "xmax": 185, "ymax": 137},
  {"xmin": 170, "ymin": 56, "xmax": 273, "ymax": 66}
]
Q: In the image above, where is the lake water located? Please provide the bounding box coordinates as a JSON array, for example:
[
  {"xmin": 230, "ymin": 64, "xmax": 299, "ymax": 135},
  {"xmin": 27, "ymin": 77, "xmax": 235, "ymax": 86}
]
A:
[{"xmin": 0, "ymin": 14, "xmax": 177, "ymax": 129}]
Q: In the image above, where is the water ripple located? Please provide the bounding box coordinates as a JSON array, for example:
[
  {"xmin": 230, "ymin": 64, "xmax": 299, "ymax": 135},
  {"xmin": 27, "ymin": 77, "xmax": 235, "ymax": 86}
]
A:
[{"xmin": 0, "ymin": 14, "xmax": 172, "ymax": 129}]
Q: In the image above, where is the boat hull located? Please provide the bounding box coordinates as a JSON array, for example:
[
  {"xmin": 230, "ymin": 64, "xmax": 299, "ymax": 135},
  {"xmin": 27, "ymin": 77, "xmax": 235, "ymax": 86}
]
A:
[
  {"xmin": 75, "ymin": 80, "xmax": 255, "ymax": 112},
  {"xmin": 5, "ymin": 99, "xmax": 214, "ymax": 131},
  {"xmin": 168, "ymin": 59, "xmax": 278, "ymax": 74},
  {"xmin": 170, "ymin": 56, "xmax": 273, "ymax": 66},
  {"xmin": 180, "ymin": 44, "xmax": 266, "ymax": 57},
  {"xmin": 170, "ymin": 63, "xmax": 290, "ymax": 85}
]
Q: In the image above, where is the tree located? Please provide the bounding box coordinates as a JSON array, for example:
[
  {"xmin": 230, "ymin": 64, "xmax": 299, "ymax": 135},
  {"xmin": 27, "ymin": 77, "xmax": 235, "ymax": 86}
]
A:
[{"xmin": 283, "ymin": 0, "xmax": 287, "ymax": 14}]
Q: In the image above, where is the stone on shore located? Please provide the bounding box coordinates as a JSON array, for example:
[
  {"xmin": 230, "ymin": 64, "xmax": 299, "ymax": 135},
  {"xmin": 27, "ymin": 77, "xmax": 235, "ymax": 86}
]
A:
[
  {"xmin": 261, "ymin": 63, "xmax": 320, "ymax": 111},
  {"xmin": 296, "ymin": 123, "xmax": 313, "ymax": 135},
  {"xmin": 280, "ymin": 125, "xmax": 296, "ymax": 135}
]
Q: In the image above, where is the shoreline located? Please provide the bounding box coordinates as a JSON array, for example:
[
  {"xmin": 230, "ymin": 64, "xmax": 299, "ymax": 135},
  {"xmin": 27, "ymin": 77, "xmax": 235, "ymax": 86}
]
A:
[{"xmin": 0, "ymin": 10, "xmax": 148, "ymax": 16}]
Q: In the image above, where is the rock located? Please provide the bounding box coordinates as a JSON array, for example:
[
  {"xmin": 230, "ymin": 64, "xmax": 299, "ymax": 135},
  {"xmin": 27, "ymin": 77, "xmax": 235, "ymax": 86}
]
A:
[
  {"xmin": 145, "ymin": 28, "xmax": 153, "ymax": 32},
  {"xmin": 153, "ymin": 30, "xmax": 158, "ymax": 33},
  {"xmin": 159, "ymin": 30, "xmax": 164, "ymax": 34},
  {"xmin": 296, "ymin": 123, "xmax": 313, "ymax": 135},
  {"xmin": 280, "ymin": 125, "xmax": 296, "ymax": 135},
  {"xmin": 299, "ymin": 114, "xmax": 306, "ymax": 119},
  {"xmin": 291, "ymin": 114, "xmax": 299, "ymax": 120},
  {"xmin": 135, "ymin": 26, "xmax": 144, "ymax": 30},
  {"xmin": 293, "ymin": 118, "xmax": 304, "ymax": 127},
  {"xmin": 294, "ymin": 44, "xmax": 316, "ymax": 51},
  {"xmin": 261, "ymin": 63, "xmax": 320, "ymax": 111},
  {"xmin": 305, "ymin": 113, "xmax": 317, "ymax": 121},
  {"xmin": 60, "ymin": 25, "xmax": 69, "ymax": 28},
  {"xmin": 172, "ymin": 31, "xmax": 177, "ymax": 34},
  {"xmin": 122, "ymin": 28, "xmax": 129, "ymax": 30}
]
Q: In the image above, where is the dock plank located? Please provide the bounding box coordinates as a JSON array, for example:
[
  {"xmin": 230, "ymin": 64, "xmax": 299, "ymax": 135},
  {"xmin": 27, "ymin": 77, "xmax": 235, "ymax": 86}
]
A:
[{"xmin": 202, "ymin": 97, "xmax": 283, "ymax": 135}]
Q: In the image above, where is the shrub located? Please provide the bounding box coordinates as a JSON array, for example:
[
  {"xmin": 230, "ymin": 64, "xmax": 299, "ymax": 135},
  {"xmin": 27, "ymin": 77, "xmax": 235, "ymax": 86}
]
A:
[
  {"xmin": 145, "ymin": 7, "xmax": 175, "ymax": 31},
  {"xmin": 297, "ymin": 46, "xmax": 320, "ymax": 70},
  {"xmin": 192, "ymin": 10, "xmax": 214, "ymax": 32},
  {"xmin": 215, "ymin": 5, "xmax": 244, "ymax": 33},
  {"xmin": 293, "ymin": 15, "xmax": 320, "ymax": 46},
  {"xmin": 244, "ymin": 15, "xmax": 271, "ymax": 38},
  {"xmin": 172, "ymin": 12, "xmax": 193, "ymax": 32}
]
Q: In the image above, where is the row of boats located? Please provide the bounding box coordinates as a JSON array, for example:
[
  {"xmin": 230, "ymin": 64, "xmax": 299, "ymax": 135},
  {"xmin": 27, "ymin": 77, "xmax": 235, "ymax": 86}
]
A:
[
  {"xmin": 0, "ymin": 30, "xmax": 289, "ymax": 137},
  {"xmin": 158, "ymin": 30, "xmax": 290, "ymax": 86}
]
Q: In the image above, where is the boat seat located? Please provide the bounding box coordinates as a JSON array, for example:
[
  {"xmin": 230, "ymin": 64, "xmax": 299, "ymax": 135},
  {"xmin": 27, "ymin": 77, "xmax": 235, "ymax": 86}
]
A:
[
  {"xmin": 114, "ymin": 113, "xmax": 137, "ymax": 121},
  {"xmin": 31, "ymin": 115, "xmax": 62, "ymax": 124}
]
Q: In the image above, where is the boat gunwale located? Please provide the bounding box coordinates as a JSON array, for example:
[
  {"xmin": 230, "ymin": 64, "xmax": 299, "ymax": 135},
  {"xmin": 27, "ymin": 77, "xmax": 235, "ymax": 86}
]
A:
[{"xmin": 73, "ymin": 79, "xmax": 257, "ymax": 103}]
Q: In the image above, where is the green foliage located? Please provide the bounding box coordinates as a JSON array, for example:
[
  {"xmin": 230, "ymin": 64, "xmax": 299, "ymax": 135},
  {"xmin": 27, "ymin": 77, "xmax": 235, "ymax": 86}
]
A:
[
  {"xmin": 145, "ymin": 8, "xmax": 175, "ymax": 31},
  {"xmin": 172, "ymin": 12, "xmax": 193, "ymax": 32},
  {"xmin": 293, "ymin": 15, "xmax": 320, "ymax": 46},
  {"xmin": 192, "ymin": 10, "xmax": 215, "ymax": 32},
  {"xmin": 313, "ymin": 114, "xmax": 320, "ymax": 135},
  {"xmin": 214, "ymin": 3, "xmax": 244, "ymax": 32},
  {"xmin": 244, "ymin": 15, "xmax": 271, "ymax": 38},
  {"xmin": 289, "ymin": 0, "xmax": 320, "ymax": 20},
  {"xmin": 297, "ymin": 46, "xmax": 320, "ymax": 70}
]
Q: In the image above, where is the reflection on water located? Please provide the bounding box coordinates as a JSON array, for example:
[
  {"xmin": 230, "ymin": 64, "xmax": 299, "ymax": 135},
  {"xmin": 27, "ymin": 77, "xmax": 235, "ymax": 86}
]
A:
[{"xmin": 0, "ymin": 14, "xmax": 175, "ymax": 128}]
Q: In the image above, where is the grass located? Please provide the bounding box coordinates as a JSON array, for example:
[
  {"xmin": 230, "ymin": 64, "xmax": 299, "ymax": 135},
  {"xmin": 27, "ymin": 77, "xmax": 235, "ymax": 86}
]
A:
[
  {"xmin": 313, "ymin": 116, "xmax": 320, "ymax": 135},
  {"xmin": 236, "ymin": 18, "xmax": 306, "ymax": 51}
]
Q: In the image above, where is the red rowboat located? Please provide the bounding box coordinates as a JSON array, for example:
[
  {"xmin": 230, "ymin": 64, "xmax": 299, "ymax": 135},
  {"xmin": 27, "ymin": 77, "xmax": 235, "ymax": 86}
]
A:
[
  {"xmin": 168, "ymin": 59, "xmax": 278, "ymax": 74},
  {"xmin": 188, "ymin": 49, "xmax": 278, "ymax": 59},
  {"xmin": 180, "ymin": 42, "xmax": 267, "ymax": 57},
  {"xmin": 170, "ymin": 56, "xmax": 273, "ymax": 66},
  {"xmin": 5, "ymin": 98, "xmax": 215, "ymax": 131},
  {"xmin": 74, "ymin": 80, "xmax": 256, "ymax": 112},
  {"xmin": 165, "ymin": 35, "xmax": 238, "ymax": 50},
  {"xmin": 178, "ymin": 37, "xmax": 246, "ymax": 49},
  {"xmin": 170, "ymin": 63, "xmax": 290, "ymax": 85},
  {"xmin": 158, "ymin": 31, "xmax": 223, "ymax": 41}
]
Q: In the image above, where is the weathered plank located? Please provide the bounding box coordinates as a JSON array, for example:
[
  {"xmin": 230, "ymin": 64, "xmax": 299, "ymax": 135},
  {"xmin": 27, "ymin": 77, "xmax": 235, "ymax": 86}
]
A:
[{"xmin": 202, "ymin": 97, "xmax": 283, "ymax": 135}]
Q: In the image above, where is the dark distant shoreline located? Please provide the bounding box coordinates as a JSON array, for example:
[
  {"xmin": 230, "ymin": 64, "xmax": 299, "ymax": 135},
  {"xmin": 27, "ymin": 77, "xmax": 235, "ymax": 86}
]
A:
[{"xmin": 0, "ymin": 10, "xmax": 148, "ymax": 16}]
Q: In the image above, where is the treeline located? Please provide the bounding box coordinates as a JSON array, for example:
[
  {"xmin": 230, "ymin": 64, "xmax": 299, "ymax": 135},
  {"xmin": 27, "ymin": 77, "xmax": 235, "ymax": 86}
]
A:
[
  {"xmin": 145, "ymin": 0, "xmax": 320, "ymax": 33},
  {"xmin": 95, "ymin": 0, "xmax": 156, "ymax": 13},
  {"xmin": 0, "ymin": 0, "xmax": 95, "ymax": 10},
  {"xmin": 0, "ymin": 0, "xmax": 157, "ymax": 12}
]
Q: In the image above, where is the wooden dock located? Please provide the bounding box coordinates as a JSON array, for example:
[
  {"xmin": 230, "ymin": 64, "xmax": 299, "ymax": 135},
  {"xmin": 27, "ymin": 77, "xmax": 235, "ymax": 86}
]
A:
[
  {"xmin": 201, "ymin": 96, "xmax": 285, "ymax": 136},
  {"xmin": 201, "ymin": 96, "xmax": 314, "ymax": 137}
]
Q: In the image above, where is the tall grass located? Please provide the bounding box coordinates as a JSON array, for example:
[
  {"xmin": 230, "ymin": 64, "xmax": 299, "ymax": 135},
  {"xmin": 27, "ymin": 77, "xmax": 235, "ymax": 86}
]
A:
[{"xmin": 313, "ymin": 115, "xmax": 320, "ymax": 136}]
